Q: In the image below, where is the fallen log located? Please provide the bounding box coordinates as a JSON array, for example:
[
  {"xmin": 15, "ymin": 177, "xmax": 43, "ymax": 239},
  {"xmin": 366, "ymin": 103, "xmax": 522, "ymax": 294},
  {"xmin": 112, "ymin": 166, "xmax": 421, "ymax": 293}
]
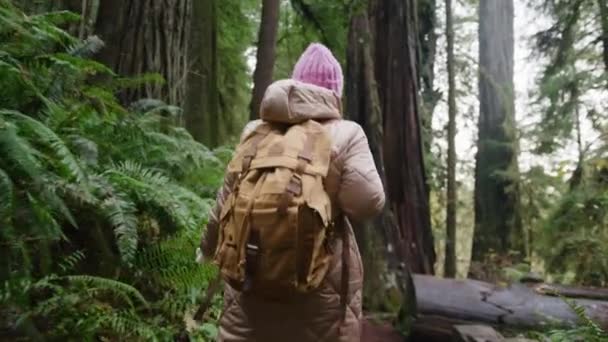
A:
[
  {"xmin": 532, "ymin": 283, "xmax": 608, "ymax": 301},
  {"xmin": 411, "ymin": 274, "xmax": 608, "ymax": 338}
]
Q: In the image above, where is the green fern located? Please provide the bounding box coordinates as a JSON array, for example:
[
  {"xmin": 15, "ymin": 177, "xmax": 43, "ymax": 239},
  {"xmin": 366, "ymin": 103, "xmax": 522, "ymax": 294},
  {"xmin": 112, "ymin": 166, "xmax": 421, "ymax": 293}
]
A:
[
  {"xmin": 0, "ymin": 120, "xmax": 44, "ymax": 181},
  {"xmin": 66, "ymin": 275, "xmax": 148, "ymax": 308},
  {"xmin": 0, "ymin": 167, "xmax": 13, "ymax": 227},
  {"xmin": 0, "ymin": 4, "xmax": 225, "ymax": 339},
  {"xmin": 100, "ymin": 192, "xmax": 139, "ymax": 263},
  {"xmin": 57, "ymin": 250, "xmax": 85, "ymax": 274},
  {"xmin": 564, "ymin": 298, "xmax": 608, "ymax": 340},
  {"xmin": 3, "ymin": 110, "xmax": 88, "ymax": 184}
]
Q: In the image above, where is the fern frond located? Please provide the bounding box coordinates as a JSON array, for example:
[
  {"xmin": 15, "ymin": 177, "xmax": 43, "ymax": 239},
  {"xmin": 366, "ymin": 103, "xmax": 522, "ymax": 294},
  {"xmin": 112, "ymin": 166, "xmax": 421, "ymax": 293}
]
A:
[
  {"xmin": 3, "ymin": 110, "xmax": 88, "ymax": 184},
  {"xmin": 26, "ymin": 192, "xmax": 66, "ymax": 240},
  {"xmin": 564, "ymin": 298, "xmax": 608, "ymax": 338},
  {"xmin": 0, "ymin": 120, "xmax": 44, "ymax": 181},
  {"xmin": 104, "ymin": 161, "xmax": 204, "ymax": 230},
  {"xmin": 37, "ymin": 180, "xmax": 78, "ymax": 228},
  {"xmin": 100, "ymin": 310, "xmax": 172, "ymax": 341},
  {"xmin": 68, "ymin": 135, "xmax": 98, "ymax": 166},
  {"xmin": 30, "ymin": 10, "xmax": 80, "ymax": 29},
  {"xmin": 65, "ymin": 275, "xmax": 148, "ymax": 308},
  {"xmin": 58, "ymin": 250, "xmax": 85, "ymax": 273},
  {"xmin": 48, "ymin": 52, "xmax": 114, "ymax": 76},
  {"xmin": 0, "ymin": 167, "xmax": 13, "ymax": 227},
  {"xmin": 100, "ymin": 192, "xmax": 138, "ymax": 263}
]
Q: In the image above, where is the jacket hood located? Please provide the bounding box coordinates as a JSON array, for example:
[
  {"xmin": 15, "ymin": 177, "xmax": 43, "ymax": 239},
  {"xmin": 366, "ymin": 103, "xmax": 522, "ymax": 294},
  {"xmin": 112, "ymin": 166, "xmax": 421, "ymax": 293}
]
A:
[{"xmin": 259, "ymin": 79, "xmax": 342, "ymax": 124}]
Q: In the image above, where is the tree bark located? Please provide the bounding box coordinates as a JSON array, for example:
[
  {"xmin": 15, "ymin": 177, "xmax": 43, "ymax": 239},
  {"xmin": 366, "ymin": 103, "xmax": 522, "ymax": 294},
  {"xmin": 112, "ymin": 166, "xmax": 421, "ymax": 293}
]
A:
[
  {"xmin": 444, "ymin": 0, "xmax": 457, "ymax": 279},
  {"xmin": 183, "ymin": 0, "xmax": 220, "ymax": 146},
  {"xmin": 413, "ymin": 275, "xmax": 608, "ymax": 332},
  {"xmin": 249, "ymin": 0, "xmax": 280, "ymax": 120},
  {"xmin": 93, "ymin": 0, "xmax": 191, "ymax": 106},
  {"xmin": 346, "ymin": 10, "xmax": 413, "ymax": 316},
  {"xmin": 599, "ymin": 0, "xmax": 608, "ymax": 72},
  {"xmin": 371, "ymin": 0, "xmax": 436, "ymax": 275},
  {"xmin": 472, "ymin": 0, "xmax": 521, "ymax": 263},
  {"xmin": 417, "ymin": 0, "xmax": 440, "ymax": 160}
]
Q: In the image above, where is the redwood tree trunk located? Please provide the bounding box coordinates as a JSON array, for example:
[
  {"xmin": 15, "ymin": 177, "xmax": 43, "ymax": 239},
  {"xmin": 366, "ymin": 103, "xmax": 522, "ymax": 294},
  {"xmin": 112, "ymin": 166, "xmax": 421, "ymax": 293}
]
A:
[
  {"xmin": 249, "ymin": 0, "xmax": 280, "ymax": 120},
  {"xmin": 346, "ymin": 11, "xmax": 408, "ymax": 313},
  {"xmin": 183, "ymin": 0, "xmax": 219, "ymax": 146},
  {"xmin": 371, "ymin": 0, "xmax": 435, "ymax": 275},
  {"xmin": 472, "ymin": 0, "xmax": 521, "ymax": 263},
  {"xmin": 93, "ymin": 0, "xmax": 191, "ymax": 106},
  {"xmin": 444, "ymin": 0, "xmax": 457, "ymax": 278},
  {"xmin": 417, "ymin": 0, "xmax": 440, "ymax": 160}
]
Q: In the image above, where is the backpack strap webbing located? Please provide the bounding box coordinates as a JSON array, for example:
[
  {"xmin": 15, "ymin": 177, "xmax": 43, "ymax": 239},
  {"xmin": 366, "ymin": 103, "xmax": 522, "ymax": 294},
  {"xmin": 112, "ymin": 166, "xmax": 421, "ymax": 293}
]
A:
[
  {"xmin": 238, "ymin": 173, "xmax": 267, "ymax": 292},
  {"xmin": 242, "ymin": 131, "xmax": 268, "ymax": 172},
  {"xmin": 340, "ymin": 215, "xmax": 350, "ymax": 322},
  {"xmin": 277, "ymin": 133, "xmax": 315, "ymax": 215}
]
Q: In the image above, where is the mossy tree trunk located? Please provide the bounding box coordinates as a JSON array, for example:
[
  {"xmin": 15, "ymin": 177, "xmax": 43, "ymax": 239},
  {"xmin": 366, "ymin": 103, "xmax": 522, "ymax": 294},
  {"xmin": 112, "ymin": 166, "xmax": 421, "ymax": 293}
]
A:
[
  {"xmin": 346, "ymin": 0, "xmax": 434, "ymax": 330},
  {"xmin": 184, "ymin": 0, "xmax": 220, "ymax": 146},
  {"xmin": 472, "ymin": 0, "xmax": 522, "ymax": 263},
  {"xmin": 371, "ymin": 0, "xmax": 436, "ymax": 275},
  {"xmin": 346, "ymin": 9, "xmax": 401, "ymax": 314}
]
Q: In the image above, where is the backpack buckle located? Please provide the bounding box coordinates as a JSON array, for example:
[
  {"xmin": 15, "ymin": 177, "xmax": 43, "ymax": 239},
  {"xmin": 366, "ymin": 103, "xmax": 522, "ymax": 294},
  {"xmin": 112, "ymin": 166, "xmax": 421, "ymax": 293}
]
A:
[
  {"xmin": 286, "ymin": 174, "xmax": 302, "ymax": 196},
  {"xmin": 243, "ymin": 232, "xmax": 260, "ymax": 292}
]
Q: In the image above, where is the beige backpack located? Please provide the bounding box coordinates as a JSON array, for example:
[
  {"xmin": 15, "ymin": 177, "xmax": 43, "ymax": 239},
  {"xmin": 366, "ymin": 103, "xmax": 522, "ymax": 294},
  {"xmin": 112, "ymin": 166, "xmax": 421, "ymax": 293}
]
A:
[{"xmin": 212, "ymin": 119, "xmax": 337, "ymax": 299}]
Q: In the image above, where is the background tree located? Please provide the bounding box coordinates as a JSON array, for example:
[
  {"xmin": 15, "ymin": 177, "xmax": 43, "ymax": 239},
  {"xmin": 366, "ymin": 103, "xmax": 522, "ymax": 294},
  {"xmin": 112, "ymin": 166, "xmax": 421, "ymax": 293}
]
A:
[
  {"xmin": 249, "ymin": 0, "xmax": 280, "ymax": 120},
  {"xmin": 443, "ymin": 0, "xmax": 457, "ymax": 278},
  {"xmin": 345, "ymin": 0, "xmax": 435, "ymax": 325},
  {"xmin": 346, "ymin": 2, "xmax": 401, "ymax": 314},
  {"xmin": 93, "ymin": 0, "xmax": 191, "ymax": 106},
  {"xmin": 417, "ymin": 0, "xmax": 440, "ymax": 167},
  {"xmin": 527, "ymin": 0, "xmax": 608, "ymax": 286},
  {"xmin": 598, "ymin": 0, "xmax": 608, "ymax": 72},
  {"xmin": 472, "ymin": 0, "xmax": 521, "ymax": 264},
  {"xmin": 371, "ymin": 0, "xmax": 436, "ymax": 275},
  {"xmin": 184, "ymin": 0, "xmax": 219, "ymax": 146}
]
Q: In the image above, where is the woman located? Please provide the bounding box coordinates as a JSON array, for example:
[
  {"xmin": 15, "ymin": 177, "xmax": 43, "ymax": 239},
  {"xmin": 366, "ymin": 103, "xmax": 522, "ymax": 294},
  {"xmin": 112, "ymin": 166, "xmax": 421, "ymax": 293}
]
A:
[{"xmin": 200, "ymin": 43, "xmax": 385, "ymax": 342}]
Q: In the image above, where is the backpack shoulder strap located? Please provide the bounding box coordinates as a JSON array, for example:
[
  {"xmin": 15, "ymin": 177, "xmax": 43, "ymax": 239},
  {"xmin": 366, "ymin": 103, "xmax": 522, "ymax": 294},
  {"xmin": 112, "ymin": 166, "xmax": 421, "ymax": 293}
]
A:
[
  {"xmin": 227, "ymin": 123, "xmax": 274, "ymax": 174},
  {"xmin": 339, "ymin": 215, "xmax": 350, "ymax": 323}
]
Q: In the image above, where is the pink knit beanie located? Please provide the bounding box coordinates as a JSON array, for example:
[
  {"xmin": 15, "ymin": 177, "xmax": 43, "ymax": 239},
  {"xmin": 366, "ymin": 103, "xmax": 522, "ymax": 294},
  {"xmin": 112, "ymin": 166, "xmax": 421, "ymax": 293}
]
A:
[{"xmin": 292, "ymin": 43, "xmax": 343, "ymax": 97}]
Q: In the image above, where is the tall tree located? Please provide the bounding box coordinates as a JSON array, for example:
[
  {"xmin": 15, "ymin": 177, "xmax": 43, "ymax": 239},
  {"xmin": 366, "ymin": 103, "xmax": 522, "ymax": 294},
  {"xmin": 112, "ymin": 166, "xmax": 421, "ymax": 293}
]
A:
[
  {"xmin": 346, "ymin": 6, "xmax": 402, "ymax": 313},
  {"xmin": 417, "ymin": 0, "xmax": 440, "ymax": 162},
  {"xmin": 249, "ymin": 0, "xmax": 280, "ymax": 120},
  {"xmin": 93, "ymin": 0, "xmax": 191, "ymax": 106},
  {"xmin": 444, "ymin": 0, "xmax": 457, "ymax": 278},
  {"xmin": 184, "ymin": 0, "xmax": 220, "ymax": 146},
  {"xmin": 370, "ymin": 0, "xmax": 436, "ymax": 274},
  {"xmin": 345, "ymin": 0, "xmax": 433, "ymax": 325},
  {"xmin": 472, "ymin": 0, "xmax": 521, "ymax": 262},
  {"xmin": 533, "ymin": 0, "xmax": 607, "ymax": 154}
]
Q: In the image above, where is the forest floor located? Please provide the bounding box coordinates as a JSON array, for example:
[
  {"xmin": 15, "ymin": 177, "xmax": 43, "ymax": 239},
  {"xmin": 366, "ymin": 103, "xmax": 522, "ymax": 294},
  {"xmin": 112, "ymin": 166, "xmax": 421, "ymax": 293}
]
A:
[{"xmin": 361, "ymin": 317, "xmax": 404, "ymax": 342}]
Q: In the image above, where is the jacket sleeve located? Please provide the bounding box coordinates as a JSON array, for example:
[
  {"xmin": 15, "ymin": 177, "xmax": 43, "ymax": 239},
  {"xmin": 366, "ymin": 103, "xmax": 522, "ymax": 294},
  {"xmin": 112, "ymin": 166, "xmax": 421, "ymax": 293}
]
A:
[
  {"xmin": 200, "ymin": 172, "xmax": 237, "ymax": 258},
  {"xmin": 199, "ymin": 120, "xmax": 259, "ymax": 258},
  {"xmin": 337, "ymin": 124, "xmax": 386, "ymax": 222}
]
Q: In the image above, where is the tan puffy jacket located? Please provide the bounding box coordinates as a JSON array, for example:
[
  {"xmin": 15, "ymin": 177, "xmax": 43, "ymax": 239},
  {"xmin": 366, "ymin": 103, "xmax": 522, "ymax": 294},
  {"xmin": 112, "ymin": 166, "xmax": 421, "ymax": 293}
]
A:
[{"xmin": 201, "ymin": 79, "xmax": 385, "ymax": 342}]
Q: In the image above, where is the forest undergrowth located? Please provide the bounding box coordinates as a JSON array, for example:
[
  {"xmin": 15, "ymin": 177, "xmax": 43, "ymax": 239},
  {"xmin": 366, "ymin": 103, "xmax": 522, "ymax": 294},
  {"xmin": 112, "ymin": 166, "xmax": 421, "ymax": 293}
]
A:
[{"xmin": 0, "ymin": 3, "xmax": 226, "ymax": 340}]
